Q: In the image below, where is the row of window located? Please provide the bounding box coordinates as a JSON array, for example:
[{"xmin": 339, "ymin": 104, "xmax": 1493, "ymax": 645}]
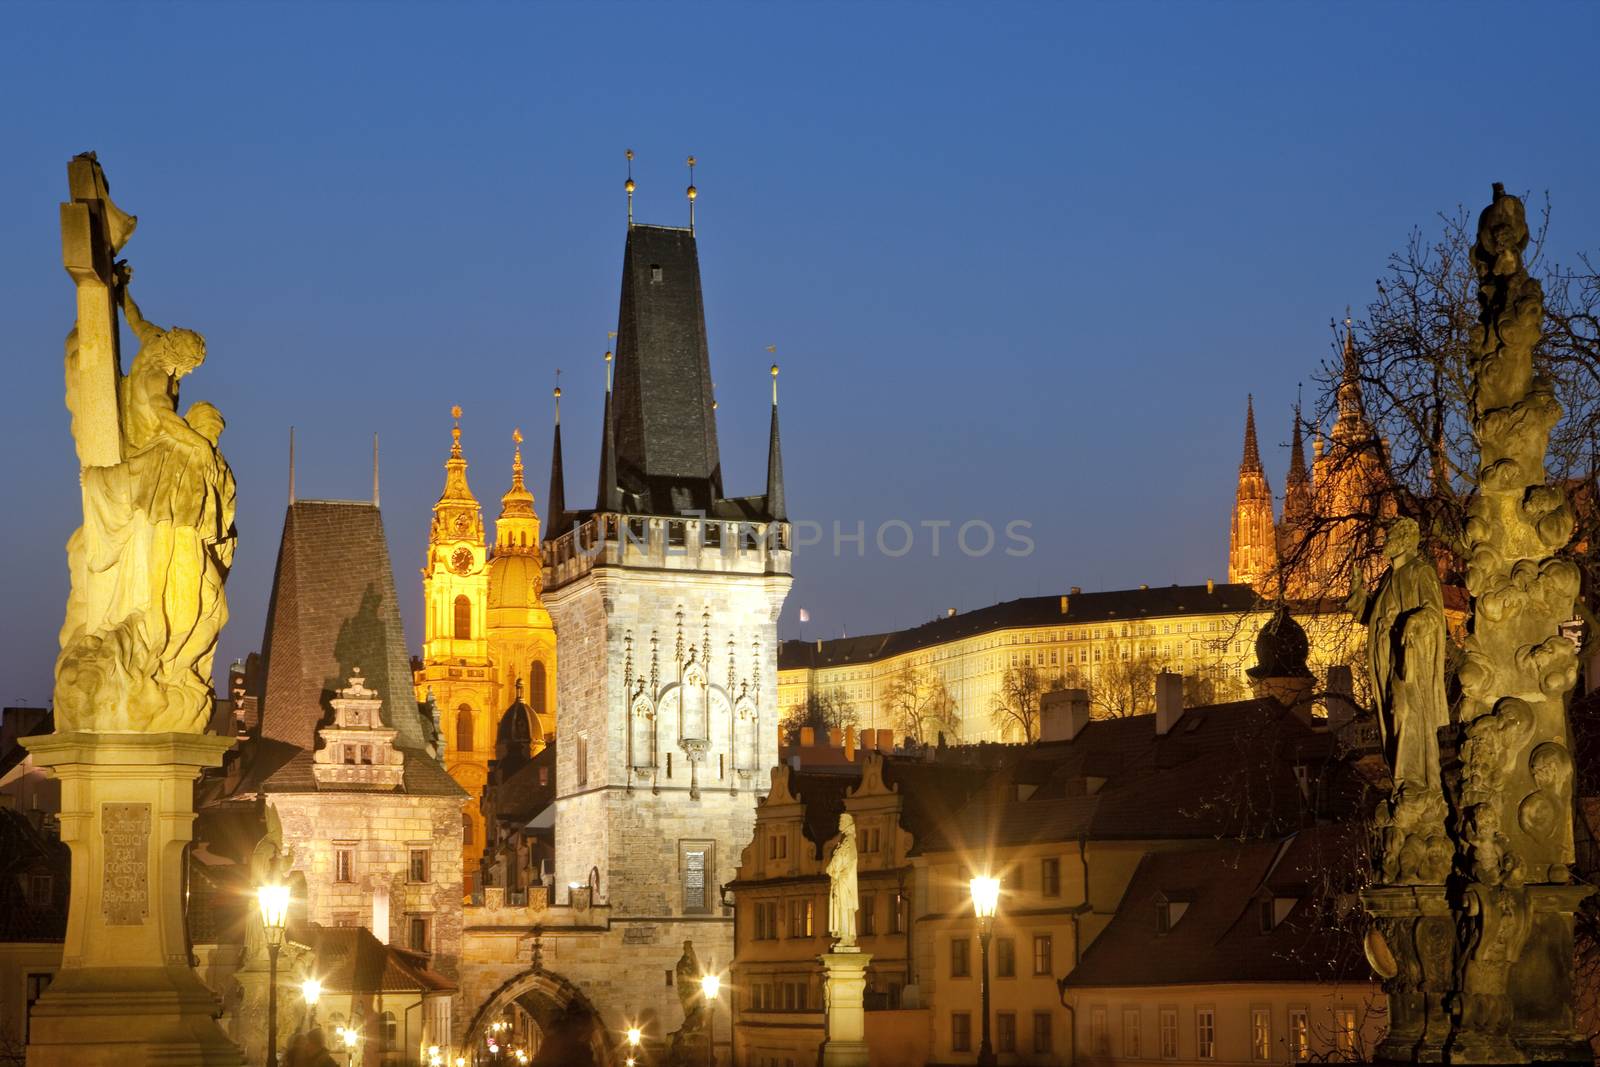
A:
[
  {"xmin": 752, "ymin": 894, "xmax": 908, "ymax": 939},
  {"xmin": 1087, "ymin": 1004, "xmax": 1359, "ymax": 1060},
  {"xmin": 952, "ymin": 1010, "xmax": 1053, "ymax": 1054},
  {"xmin": 951, "ymin": 934, "xmax": 1052, "ymax": 978},
  {"xmin": 746, "ymin": 980, "xmax": 812, "ymax": 1011},
  {"xmin": 332, "ymin": 846, "xmax": 433, "ymax": 884}
]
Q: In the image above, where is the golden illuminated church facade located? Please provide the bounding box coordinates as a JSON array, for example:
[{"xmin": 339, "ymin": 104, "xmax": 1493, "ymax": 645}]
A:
[{"xmin": 416, "ymin": 409, "xmax": 557, "ymax": 890}]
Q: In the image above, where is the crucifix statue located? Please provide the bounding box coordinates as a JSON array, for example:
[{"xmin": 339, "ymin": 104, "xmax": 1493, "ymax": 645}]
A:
[{"xmin": 55, "ymin": 153, "xmax": 236, "ymax": 734}]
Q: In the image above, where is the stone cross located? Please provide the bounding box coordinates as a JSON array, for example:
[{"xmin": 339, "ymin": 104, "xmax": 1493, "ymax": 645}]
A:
[{"xmin": 59, "ymin": 153, "xmax": 134, "ymax": 468}]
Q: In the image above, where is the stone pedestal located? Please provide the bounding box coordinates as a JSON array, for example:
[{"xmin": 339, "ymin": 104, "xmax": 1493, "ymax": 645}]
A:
[
  {"xmin": 22, "ymin": 732, "xmax": 242, "ymax": 1067},
  {"xmin": 1361, "ymin": 885, "xmax": 1454, "ymax": 1064},
  {"xmin": 818, "ymin": 948, "xmax": 871, "ymax": 1067}
]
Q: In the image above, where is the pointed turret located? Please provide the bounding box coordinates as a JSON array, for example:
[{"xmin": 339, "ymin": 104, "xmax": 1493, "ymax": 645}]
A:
[
  {"xmin": 495, "ymin": 429, "xmax": 540, "ymax": 555},
  {"xmin": 597, "ymin": 350, "xmax": 621, "ymax": 512},
  {"xmin": 547, "ymin": 386, "xmax": 566, "ymax": 531},
  {"xmin": 1228, "ymin": 395, "xmax": 1277, "ymax": 591},
  {"xmin": 1282, "ymin": 403, "xmax": 1312, "ymax": 526},
  {"xmin": 765, "ymin": 362, "xmax": 786, "ymax": 522},
  {"xmin": 1333, "ymin": 319, "xmax": 1369, "ymax": 443}
]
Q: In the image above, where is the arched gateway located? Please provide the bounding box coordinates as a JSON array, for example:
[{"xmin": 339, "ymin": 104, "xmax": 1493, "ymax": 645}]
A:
[{"xmin": 464, "ymin": 968, "xmax": 613, "ymax": 1067}]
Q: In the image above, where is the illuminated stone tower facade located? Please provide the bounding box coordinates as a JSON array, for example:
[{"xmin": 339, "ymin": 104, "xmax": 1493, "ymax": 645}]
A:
[
  {"xmin": 484, "ymin": 430, "xmax": 557, "ymax": 743},
  {"xmin": 419, "ymin": 409, "xmax": 495, "ymax": 883},
  {"xmin": 1228, "ymin": 395, "xmax": 1277, "ymax": 590},
  {"xmin": 541, "ymin": 222, "xmax": 791, "ymax": 1008}
]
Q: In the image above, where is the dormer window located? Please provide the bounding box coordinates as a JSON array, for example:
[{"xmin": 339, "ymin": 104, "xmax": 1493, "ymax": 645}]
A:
[
  {"xmin": 650, "ymin": 264, "xmax": 663, "ymax": 283},
  {"xmin": 1155, "ymin": 893, "xmax": 1189, "ymax": 933}
]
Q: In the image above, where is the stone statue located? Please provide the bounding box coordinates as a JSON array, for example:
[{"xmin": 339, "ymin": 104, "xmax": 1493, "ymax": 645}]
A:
[
  {"xmin": 1350, "ymin": 517, "xmax": 1451, "ymax": 883},
  {"xmin": 673, "ymin": 939, "xmax": 704, "ymax": 1028},
  {"xmin": 55, "ymin": 155, "xmax": 235, "ymax": 735},
  {"xmin": 826, "ymin": 813, "xmax": 859, "ymax": 948}
]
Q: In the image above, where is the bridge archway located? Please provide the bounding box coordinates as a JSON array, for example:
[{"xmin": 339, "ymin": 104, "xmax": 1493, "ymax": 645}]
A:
[{"xmin": 464, "ymin": 968, "xmax": 612, "ymax": 1067}]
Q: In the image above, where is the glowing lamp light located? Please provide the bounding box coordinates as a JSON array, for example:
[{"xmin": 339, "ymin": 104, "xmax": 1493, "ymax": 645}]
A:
[
  {"xmin": 257, "ymin": 883, "xmax": 291, "ymax": 946},
  {"xmin": 627, "ymin": 1026, "xmax": 643, "ymax": 1047},
  {"xmin": 969, "ymin": 875, "xmax": 1001, "ymax": 921},
  {"xmin": 700, "ymin": 973, "xmax": 721, "ymax": 1001},
  {"xmin": 456, "ymin": 1059, "xmax": 467, "ymax": 1067},
  {"xmin": 301, "ymin": 978, "xmax": 321, "ymax": 1006},
  {"xmin": 341, "ymin": 1028, "xmax": 359, "ymax": 1050}
]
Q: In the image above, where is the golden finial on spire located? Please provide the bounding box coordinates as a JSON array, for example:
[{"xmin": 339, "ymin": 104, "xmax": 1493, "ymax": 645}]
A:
[
  {"xmin": 450, "ymin": 404, "xmax": 463, "ymax": 455},
  {"xmin": 513, "ymin": 427, "xmax": 523, "ymax": 446},
  {"xmin": 767, "ymin": 345, "xmax": 779, "ymax": 406},
  {"xmin": 625, "ymin": 148, "xmax": 635, "ymax": 228},
  {"xmin": 553, "ymin": 367, "xmax": 562, "ymax": 423},
  {"xmin": 686, "ymin": 154, "xmax": 697, "ymax": 232},
  {"xmin": 604, "ymin": 347, "xmax": 614, "ymax": 392},
  {"xmin": 711, "ymin": 378, "xmax": 718, "ymax": 411}
]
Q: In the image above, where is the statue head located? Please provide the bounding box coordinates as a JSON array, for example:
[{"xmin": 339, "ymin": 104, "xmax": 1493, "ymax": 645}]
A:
[
  {"xmin": 839, "ymin": 812, "xmax": 855, "ymax": 839},
  {"xmin": 147, "ymin": 327, "xmax": 207, "ymax": 378},
  {"xmin": 1384, "ymin": 516, "xmax": 1421, "ymax": 561}
]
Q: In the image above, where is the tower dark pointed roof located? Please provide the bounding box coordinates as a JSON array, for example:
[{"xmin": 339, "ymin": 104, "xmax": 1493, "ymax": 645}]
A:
[
  {"xmin": 1286, "ymin": 403, "xmax": 1309, "ymax": 487},
  {"xmin": 609, "ymin": 224, "xmax": 723, "ymax": 514},
  {"xmin": 252, "ymin": 500, "xmax": 463, "ymax": 797},
  {"xmin": 547, "ymin": 387, "xmax": 566, "ymax": 532},
  {"xmin": 597, "ymin": 362, "xmax": 620, "ymax": 512},
  {"xmin": 494, "ymin": 678, "xmax": 535, "ymax": 768},
  {"xmin": 1241, "ymin": 395, "xmax": 1263, "ymax": 471},
  {"xmin": 765, "ymin": 364, "xmax": 786, "ymax": 522}
]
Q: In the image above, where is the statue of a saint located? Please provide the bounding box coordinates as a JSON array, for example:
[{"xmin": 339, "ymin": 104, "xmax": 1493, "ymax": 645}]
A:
[
  {"xmin": 56, "ymin": 255, "xmax": 235, "ymax": 734},
  {"xmin": 826, "ymin": 813, "xmax": 860, "ymax": 948},
  {"xmin": 1353, "ymin": 517, "xmax": 1450, "ymax": 800},
  {"xmin": 673, "ymin": 940, "xmax": 705, "ymax": 1029}
]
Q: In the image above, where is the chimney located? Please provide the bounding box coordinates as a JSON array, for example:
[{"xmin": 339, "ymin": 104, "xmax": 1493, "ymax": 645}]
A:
[
  {"xmin": 1041, "ymin": 689, "xmax": 1091, "ymax": 742},
  {"xmin": 1323, "ymin": 664, "xmax": 1357, "ymax": 730},
  {"xmin": 947, "ymin": 607, "xmax": 957, "ymax": 618},
  {"xmin": 1059, "ymin": 595, "xmax": 1070, "ymax": 615},
  {"xmin": 1070, "ymin": 586, "xmax": 1082, "ymax": 596},
  {"xmin": 827, "ymin": 728, "xmax": 843, "ymax": 748},
  {"xmin": 1155, "ymin": 672, "xmax": 1184, "ymax": 735},
  {"xmin": 877, "ymin": 728, "xmax": 894, "ymax": 753},
  {"xmin": 1205, "ymin": 578, "xmax": 1215, "ymax": 594},
  {"xmin": 844, "ymin": 725, "xmax": 857, "ymax": 762},
  {"xmin": 799, "ymin": 726, "xmax": 816, "ymax": 747}
]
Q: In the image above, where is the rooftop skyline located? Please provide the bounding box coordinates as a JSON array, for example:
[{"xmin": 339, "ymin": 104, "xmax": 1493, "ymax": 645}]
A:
[{"xmin": 4, "ymin": 2, "xmax": 1600, "ymax": 704}]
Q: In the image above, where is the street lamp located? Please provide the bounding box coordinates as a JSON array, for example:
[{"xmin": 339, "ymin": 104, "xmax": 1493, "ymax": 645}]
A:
[
  {"xmin": 257, "ymin": 882, "xmax": 291, "ymax": 1067},
  {"xmin": 301, "ymin": 977, "xmax": 321, "ymax": 1031},
  {"xmin": 339, "ymin": 1024, "xmax": 359, "ymax": 1066},
  {"xmin": 970, "ymin": 875, "xmax": 1001, "ymax": 1067},
  {"xmin": 700, "ymin": 973, "xmax": 721, "ymax": 1067}
]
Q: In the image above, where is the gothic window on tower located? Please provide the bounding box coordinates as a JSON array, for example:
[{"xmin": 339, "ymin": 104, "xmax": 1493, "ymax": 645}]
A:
[
  {"xmin": 454, "ymin": 594, "xmax": 472, "ymax": 640},
  {"xmin": 680, "ymin": 841, "xmax": 714, "ymax": 915},
  {"xmin": 530, "ymin": 660, "xmax": 547, "ymax": 715},
  {"xmin": 456, "ymin": 706, "xmax": 474, "ymax": 753},
  {"xmin": 335, "ymin": 846, "xmax": 355, "ymax": 884},
  {"xmin": 462, "ymin": 813, "xmax": 474, "ymax": 846},
  {"xmin": 577, "ymin": 735, "xmax": 588, "ymax": 786},
  {"xmin": 409, "ymin": 849, "xmax": 431, "ymax": 883}
]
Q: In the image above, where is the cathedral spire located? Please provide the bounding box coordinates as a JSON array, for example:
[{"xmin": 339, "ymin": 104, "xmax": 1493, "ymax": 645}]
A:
[
  {"xmin": 547, "ymin": 384, "xmax": 566, "ymax": 533},
  {"xmin": 1241, "ymin": 393, "xmax": 1263, "ymax": 471},
  {"xmin": 765, "ymin": 359, "xmax": 786, "ymax": 522},
  {"xmin": 1333, "ymin": 313, "xmax": 1369, "ymax": 443}
]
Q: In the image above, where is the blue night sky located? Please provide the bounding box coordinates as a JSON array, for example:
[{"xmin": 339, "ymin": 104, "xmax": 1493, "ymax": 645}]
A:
[{"xmin": 3, "ymin": 2, "xmax": 1598, "ymax": 706}]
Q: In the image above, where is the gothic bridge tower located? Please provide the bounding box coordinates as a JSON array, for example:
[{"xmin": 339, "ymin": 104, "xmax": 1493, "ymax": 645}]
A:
[{"xmin": 541, "ymin": 218, "xmax": 791, "ymax": 1027}]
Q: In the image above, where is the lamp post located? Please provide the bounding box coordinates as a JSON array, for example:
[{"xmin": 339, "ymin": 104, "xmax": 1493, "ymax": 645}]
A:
[
  {"xmin": 970, "ymin": 875, "xmax": 1001, "ymax": 1067},
  {"xmin": 700, "ymin": 973, "xmax": 721, "ymax": 1067},
  {"xmin": 257, "ymin": 882, "xmax": 291, "ymax": 1067},
  {"xmin": 626, "ymin": 1024, "xmax": 642, "ymax": 1067},
  {"xmin": 339, "ymin": 1023, "xmax": 358, "ymax": 1066},
  {"xmin": 302, "ymin": 977, "xmax": 322, "ymax": 1033}
]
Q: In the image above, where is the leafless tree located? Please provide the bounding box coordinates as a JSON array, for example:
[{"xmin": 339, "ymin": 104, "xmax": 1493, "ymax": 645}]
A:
[
  {"xmin": 987, "ymin": 664, "xmax": 1066, "ymax": 741},
  {"xmin": 781, "ymin": 687, "xmax": 857, "ymax": 747},
  {"xmin": 885, "ymin": 664, "xmax": 959, "ymax": 744}
]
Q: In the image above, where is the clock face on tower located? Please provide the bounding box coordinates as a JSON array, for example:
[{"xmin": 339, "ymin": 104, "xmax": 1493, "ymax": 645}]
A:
[{"xmin": 451, "ymin": 547, "xmax": 474, "ymax": 575}]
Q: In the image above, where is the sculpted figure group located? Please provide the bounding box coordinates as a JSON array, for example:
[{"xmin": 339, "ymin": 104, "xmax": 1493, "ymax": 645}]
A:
[{"xmin": 55, "ymin": 154, "xmax": 235, "ymax": 734}]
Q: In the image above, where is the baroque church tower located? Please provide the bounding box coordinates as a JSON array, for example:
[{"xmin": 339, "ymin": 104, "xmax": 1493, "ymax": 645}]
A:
[
  {"xmin": 542, "ymin": 220, "xmax": 791, "ymax": 996},
  {"xmin": 418, "ymin": 408, "xmax": 495, "ymax": 885},
  {"xmin": 1228, "ymin": 395, "xmax": 1277, "ymax": 589}
]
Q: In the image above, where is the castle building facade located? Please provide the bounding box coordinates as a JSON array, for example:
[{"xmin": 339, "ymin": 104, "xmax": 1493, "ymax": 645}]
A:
[{"xmin": 417, "ymin": 417, "xmax": 558, "ymax": 890}]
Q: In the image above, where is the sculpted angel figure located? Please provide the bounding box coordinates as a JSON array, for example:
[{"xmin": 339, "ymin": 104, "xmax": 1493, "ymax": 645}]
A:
[
  {"xmin": 826, "ymin": 813, "xmax": 860, "ymax": 948},
  {"xmin": 56, "ymin": 261, "xmax": 235, "ymax": 733}
]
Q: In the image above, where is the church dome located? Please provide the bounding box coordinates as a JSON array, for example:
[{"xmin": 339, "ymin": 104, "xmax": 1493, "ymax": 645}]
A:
[
  {"xmin": 487, "ymin": 551, "xmax": 542, "ymax": 611},
  {"xmin": 494, "ymin": 682, "xmax": 535, "ymax": 765},
  {"xmin": 1248, "ymin": 607, "xmax": 1313, "ymax": 680}
]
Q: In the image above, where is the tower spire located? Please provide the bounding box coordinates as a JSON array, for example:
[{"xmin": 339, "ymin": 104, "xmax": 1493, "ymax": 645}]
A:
[
  {"xmin": 686, "ymin": 155, "xmax": 697, "ymax": 233},
  {"xmin": 765, "ymin": 349, "xmax": 786, "ymax": 522},
  {"xmin": 548, "ymin": 378, "xmax": 566, "ymax": 530},
  {"xmin": 496, "ymin": 427, "xmax": 540, "ymax": 554},
  {"xmin": 432, "ymin": 404, "xmax": 481, "ymax": 544},
  {"xmin": 597, "ymin": 349, "xmax": 620, "ymax": 512},
  {"xmin": 1334, "ymin": 311, "xmax": 1369, "ymax": 442},
  {"xmin": 1241, "ymin": 394, "xmax": 1263, "ymax": 470},
  {"xmin": 288, "ymin": 425, "xmax": 296, "ymax": 505},
  {"xmin": 372, "ymin": 432, "xmax": 380, "ymax": 506},
  {"xmin": 625, "ymin": 149, "xmax": 635, "ymax": 228}
]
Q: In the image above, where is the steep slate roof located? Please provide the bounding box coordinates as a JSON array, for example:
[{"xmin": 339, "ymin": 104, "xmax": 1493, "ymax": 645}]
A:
[
  {"xmin": 1063, "ymin": 821, "xmax": 1372, "ymax": 987},
  {"xmin": 780, "ymin": 756, "xmax": 1000, "ymax": 859},
  {"xmin": 245, "ymin": 500, "xmax": 461, "ymax": 798},
  {"xmin": 945, "ymin": 699, "xmax": 1360, "ymax": 852},
  {"xmin": 310, "ymin": 925, "xmax": 457, "ymax": 995},
  {"xmin": 778, "ymin": 583, "xmax": 1265, "ymax": 670}
]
